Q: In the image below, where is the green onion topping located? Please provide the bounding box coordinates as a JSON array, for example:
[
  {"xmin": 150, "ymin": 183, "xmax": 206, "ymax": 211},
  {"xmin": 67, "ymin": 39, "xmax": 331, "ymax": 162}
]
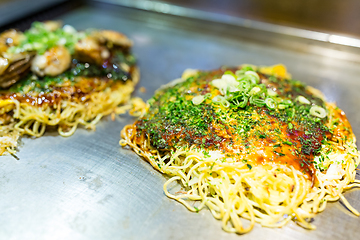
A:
[{"xmin": 310, "ymin": 105, "xmax": 326, "ymax": 118}]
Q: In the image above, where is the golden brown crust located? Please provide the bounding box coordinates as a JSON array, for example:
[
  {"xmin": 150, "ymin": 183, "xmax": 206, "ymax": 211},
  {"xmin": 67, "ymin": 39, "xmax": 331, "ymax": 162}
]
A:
[
  {"xmin": 0, "ymin": 22, "xmax": 139, "ymax": 155},
  {"xmin": 120, "ymin": 65, "xmax": 360, "ymax": 234}
]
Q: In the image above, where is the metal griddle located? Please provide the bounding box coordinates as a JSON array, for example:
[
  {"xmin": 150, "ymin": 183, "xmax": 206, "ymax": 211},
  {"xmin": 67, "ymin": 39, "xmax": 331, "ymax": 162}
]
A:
[{"xmin": 1, "ymin": 1, "xmax": 360, "ymax": 239}]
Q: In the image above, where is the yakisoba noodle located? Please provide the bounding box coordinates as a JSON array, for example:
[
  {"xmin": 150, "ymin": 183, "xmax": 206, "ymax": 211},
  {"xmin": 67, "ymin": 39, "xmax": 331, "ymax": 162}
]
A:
[
  {"xmin": 0, "ymin": 73, "xmax": 140, "ymax": 155},
  {"xmin": 0, "ymin": 21, "xmax": 139, "ymax": 155},
  {"xmin": 120, "ymin": 64, "xmax": 360, "ymax": 234}
]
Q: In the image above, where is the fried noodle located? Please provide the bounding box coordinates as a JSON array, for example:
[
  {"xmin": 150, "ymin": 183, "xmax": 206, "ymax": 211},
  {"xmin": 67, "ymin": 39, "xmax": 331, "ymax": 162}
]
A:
[
  {"xmin": 0, "ymin": 68, "xmax": 139, "ymax": 155},
  {"xmin": 120, "ymin": 65, "xmax": 360, "ymax": 234}
]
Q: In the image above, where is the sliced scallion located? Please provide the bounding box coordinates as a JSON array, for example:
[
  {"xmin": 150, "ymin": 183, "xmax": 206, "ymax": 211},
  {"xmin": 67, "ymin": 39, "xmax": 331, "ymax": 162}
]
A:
[
  {"xmin": 250, "ymin": 96, "xmax": 265, "ymax": 107},
  {"xmin": 231, "ymin": 94, "xmax": 248, "ymax": 108},
  {"xmin": 221, "ymin": 99, "xmax": 230, "ymax": 108},
  {"xmin": 296, "ymin": 95, "xmax": 311, "ymax": 105},
  {"xmin": 267, "ymin": 88, "xmax": 277, "ymax": 97},
  {"xmin": 265, "ymin": 98, "xmax": 276, "ymax": 109},
  {"xmin": 249, "ymin": 86, "xmax": 261, "ymax": 95},
  {"xmin": 278, "ymin": 104, "xmax": 286, "ymax": 109},
  {"xmin": 212, "ymin": 95, "xmax": 223, "ymax": 104},
  {"xmin": 211, "ymin": 79, "xmax": 227, "ymax": 95},
  {"xmin": 204, "ymin": 93, "xmax": 212, "ymax": 99},
  {"xmin": 310, "ymin": 105, "xmax": 326, "ymax": 118},
  {"xmin": 245, "ymin": 71, "xmax": 260, "ymax": 84},
  {"xmin": 238, "ymin": 79, "xmax": 251, "ymax": 93},
  {"xmin": 224, "ymin": 70, "xmax": 237, "ymax": 79},
  {"xmin": 212, "ymin": 95, "xmax": 230, "ymax": 108},
  {"xmin": 282, "ymin": 99, "xmax": 293, "ymax": 106},
  {"xmin": 192, "ymin": 95, "xmax": 205, "ymax": 105}
]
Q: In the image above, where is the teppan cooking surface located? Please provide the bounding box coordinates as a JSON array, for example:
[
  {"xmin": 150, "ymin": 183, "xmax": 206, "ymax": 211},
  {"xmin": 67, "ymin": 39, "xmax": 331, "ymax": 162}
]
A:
[{"xmin": 1, "ymin": 2, "xmax": 360, "ymax": 240}]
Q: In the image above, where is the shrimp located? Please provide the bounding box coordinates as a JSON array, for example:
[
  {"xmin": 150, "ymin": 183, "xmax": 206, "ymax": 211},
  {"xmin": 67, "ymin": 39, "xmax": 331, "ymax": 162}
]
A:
[{"xmin": 31, "ymin": 46, "xmax": 71, "ymax": 77}]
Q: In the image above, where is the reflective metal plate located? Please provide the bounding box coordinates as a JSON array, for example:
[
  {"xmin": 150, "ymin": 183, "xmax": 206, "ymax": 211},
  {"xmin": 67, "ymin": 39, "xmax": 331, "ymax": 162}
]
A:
[{"xmin": 1, "ymin": 4, "xmax": 360, "ymax": 240}]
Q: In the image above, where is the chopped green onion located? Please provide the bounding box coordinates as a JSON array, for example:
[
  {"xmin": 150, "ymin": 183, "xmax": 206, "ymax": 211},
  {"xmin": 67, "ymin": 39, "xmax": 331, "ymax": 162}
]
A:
[
  {"xmin": 221, "ymin": 99, "xmax": 230, "ymax": 108},
  {"xmin": 267, "ymin": 88, "xmax": 277, "ymax": 97},
  {"xmin": 231, "ymin": 94, "xmax": 248, "ymax": 108},
  {"xmin": 224, "ymin": 70, "xmax": 236, "ymax": 78},
  {"xmin": 235, "ymin": 66, "xmax": 254, "ymax": 77},
  {"xmin": 211, "ymin": 74, "xmax": 239, "ymax": 95},
  {"xmin": 204, "ymin": 93, "xmax": 212, "ymax": 99},
  {"xmin": 224, "ymin": 74, "xmax": 240, "ymax": 93},
  {"xmin": 211, "ymin": 79, "xmax": 227, "ymax": 95},
  {"xmin": 265, "ymin": 98, "xmax": 276, "ymax": 109},
  {"xmin": 278, "ymin": 104, "xmax": 286, "ymax": 109},
  {"xmin": 210, "ymin": 162, "xmax": 215, "ymax": 170},
  {"xmin": 310, "ymin": 105, "xmax": 326, "ymax": 118},
  {"xmin": 238, "ymin": 79, "xmax": 251, "ymax": 93},
  {"xmin": 241, "ymin": 65, "xmax": 255, "ymax": 72},
  {"xmin": 296, "ymin": 95, "xmax": 311, "ymax": 105},
  {"xmin": 192, "ymin": 95, "xmax": 205, "ymax": 105},
  {"xmin": 245, "ymin": 71, "xmax": 260, "ymax": 84},
  {"xmin": 212, "ymin": 95, "xmax": 230, "ymax": 108},
  {"xmin": 250, "ymin": 96, "xmax": 265, "ymax": 106},
  {"xmin": 212, "ymin": 95, "xmax": 224, "ymax": 103},
  {"xmin": 8, "ymin": 21, "xmax": 86, "ymax": 55},
  {"xmin": 282, "ymin": 99, "xmax": 293, "ymax": 106},
  {"xmin": 235, "ymin": 70, "xmax": 244, "ymax": 77},
  {"xmin": 222, "ymin": 74, "xmax": 236, "ymax": 83},
  {"xmin": 249, "ymin": 86, "xmax": 261, "ymax": 95}
]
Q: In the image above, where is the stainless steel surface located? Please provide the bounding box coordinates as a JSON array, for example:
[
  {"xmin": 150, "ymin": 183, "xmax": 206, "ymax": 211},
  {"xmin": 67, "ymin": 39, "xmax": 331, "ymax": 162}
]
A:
[
  {"xmin": 93, "ymin": 0, "xmax": 360, "ymax": 64},
  {"xmin": 1, "ymin": 3, "xmax": 360, "ymax": 240},
  {"xmin": 96, "ymin": 0, "xmax": 360, "ymax": 49},
  {"xmin": 150, "ymin": 0, "xmax": 360, "ymax": 39}
]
